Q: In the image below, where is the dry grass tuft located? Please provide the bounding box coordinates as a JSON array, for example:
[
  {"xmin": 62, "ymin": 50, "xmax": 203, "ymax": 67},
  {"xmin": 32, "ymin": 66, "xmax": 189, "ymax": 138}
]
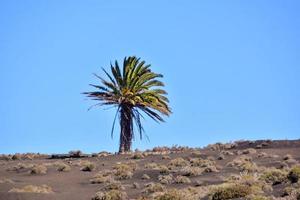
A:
[
  {"xmin": 80, "ymin": 161, "xmax": 95, "ymax": 172},
  {"xmin": 143, "ymin": 182, "xmax": 166, "ymax": 194},
  {"xmin": 288, "ymin": 166, "xmax": 300, "ymax": 183},
  {"xmin": 259, "ymin": 168, "xmax": 287, "ymax": 185},
  {"xmin": 180, "ymin": 166, "xmax": 204, "ymax": 176},
  {"xmin": 174, "ymin": 175, "xmax": 191, "ymax": 184},
  {"xmin": 153, "ymin": 189, "xmax": 184, "ymax": 200},
  {"xmin": 90, "ymin": 172, "xmax": 114, "ymax": 184},
  {"xmin": 9, "ymin": 184, "xmax": 53, "ymax": 194},
  {"xmin": 12, "ymin": 153, "xmax": 22, "ymax": 160},
  {"xmin": 159, "ymin": 165, "xmax": 170, "ymax": 174},
  {"xmin": 91, "ymin": 190, "xmax": 127, "ymax": 200},
  {"xmin": 227, "ymin": 156, "xmax": 258, "ymax": 172},
  {"xmin": 209, "ymin": 183, "xmax": 252, "ymax": 200},
  {"xmin": 158, "ymin": 174, "xmax": 173, "ymax": 184},
  {"xmin": 207, "ymin": 142, "xmax": 236, "ymax": 151},
  {"xmin": 30, "ymin": 164, "xmax": 47, "ymax": 175},
  {"xmin": 103, "ymin": 180, "xmax": 125, "ymax": 191},
  {"xmin": 131, "ymin": 152, "xmax": 145, "ymax": 159},
  {"xmin": 168, "ymin": 158, "xmax": 189, "ymax": 168},
  {"xmin": 145, "ymin": 162, "xmax": 160, "ymax": 170},
  {"xmin": 113, "ymin": 163, "xmax": 134, "ymax": 180},
  {"xmin": 152, "ymin": 186, "xmax": 210, "ymax": 200},
  {"xmin": 190, "ymin": 150, "xmax": 203, "ymax": 158},
  {"xmin": 7, "ymin": 163, "xmax": 33, "ymax": 172},
  {"xmin": 54, "ymin": 162, "xmax": 71, "ymax": 172}
]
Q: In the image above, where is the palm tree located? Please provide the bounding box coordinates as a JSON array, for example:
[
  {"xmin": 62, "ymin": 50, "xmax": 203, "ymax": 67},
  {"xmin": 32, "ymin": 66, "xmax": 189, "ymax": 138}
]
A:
[{"xmin": 84, "ymin": 56, "xmax": 171, "ymax": 153}]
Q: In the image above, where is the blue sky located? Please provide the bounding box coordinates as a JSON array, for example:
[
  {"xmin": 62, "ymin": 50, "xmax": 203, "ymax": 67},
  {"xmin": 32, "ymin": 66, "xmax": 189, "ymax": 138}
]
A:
[{"xmin": 1, "ymin": 1, "xmax": 299, "ymax": 154}]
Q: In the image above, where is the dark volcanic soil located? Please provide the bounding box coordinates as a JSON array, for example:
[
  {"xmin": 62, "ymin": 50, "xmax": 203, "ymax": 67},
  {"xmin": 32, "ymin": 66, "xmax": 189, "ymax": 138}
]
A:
[{"xmin": 0, "ymin": 139, "xmax": 299, "ymax": 200}]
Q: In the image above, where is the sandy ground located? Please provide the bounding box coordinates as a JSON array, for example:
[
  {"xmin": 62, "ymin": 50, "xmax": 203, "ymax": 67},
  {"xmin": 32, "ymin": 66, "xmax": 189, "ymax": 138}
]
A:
[{"xmin": 0, "ymin": 139, "xmax": 299, "ymax": 200}]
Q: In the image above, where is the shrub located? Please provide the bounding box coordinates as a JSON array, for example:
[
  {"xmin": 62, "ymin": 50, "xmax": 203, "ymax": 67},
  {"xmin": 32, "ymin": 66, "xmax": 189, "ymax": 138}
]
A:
[
  {"xmin": 158, "ymin": 174, "xmax": 173, "ymax": 184},
  {"xmin": 91, "ymin": 190, "xmax": 127, "ymax": 200},
  {"xmin": 159, "ymin": 165, "xmax": 170, "ymax": 174},
  {"xmin": 55, "ymin": 162, "xmax": 71, "ymax": 172},
  {"xmin": 124, "ymin": 161, "xmax": 138, "ymax": 171},
  {"xmin": 143, "ymin": 182, "xmax": 165, "ymax": 194},
  {"xmin": 113, "ymin": 163, "xmax": 134, "ymax": 180},
  {"xmin": 181, "ymin": 166, "xmax": 203, "ymax": 176},
  {"xmin": 12, "ymin": 154, "xmax": 21, "ymax": 160},
  {"xmin": 168, "ymin": 158, "xmax": 189, "ymax": 168},
  {"xmin": 174, "ymin": 175, "xmax": 191, "ymax": 184},
  {"xmin": 145, "ymin": 162, "xmax": 159, "ymax": 169},
  {"xmin": 80, "ymin": 161, "xmax": 95, "ymax": 172},
  {"xmin": 190, "ymin": 158, "xmax": 215, "ymax": 168},
  {"xmin": 204, "ymin": 165, "xmax": 219, "ymax": 173},
  {"xmin": 210, "ymin": 184, "xmax": 252, "ymax": 200},
  {"xmin": 259, "ymin": 168, "xmax": 287, "ymax": 185},
  {"xmin": 9, "ymin": 184, "xmax": 53, "ymax": 194},
  {"xmin": 103, "ymin": 180, "xmax": 124, "ymax": 191},
  {"xmin": 227, "ymin": 156, "xmax": 258, "ymax": 172},
  {"xmin": 8, "ymin": 163, "xmax": 34, "ymax": 172},
  {"xmin": 154, "ymin": 189, "xmax": 184, "ymax": 200},
  {"xmin": 30, "ymin": 165, "xmax": 47, "ymax": 175},
  {"xmin": 288, "ymin": 166, "xmax": 300, "ymax": 183},
  {"xmin": 131, "ymin": 152, "xmax": 144, "ymax": 159},
  {"xmin": 190, "ymin": 150, "xmax": 203, "ymax": 157}
]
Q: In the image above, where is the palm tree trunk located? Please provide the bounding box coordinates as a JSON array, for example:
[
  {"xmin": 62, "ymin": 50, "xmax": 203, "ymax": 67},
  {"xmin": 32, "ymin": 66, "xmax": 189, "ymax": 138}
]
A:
[{"xmin": 119, "ymin": 105, "xmax": 133, "ymax": 153}]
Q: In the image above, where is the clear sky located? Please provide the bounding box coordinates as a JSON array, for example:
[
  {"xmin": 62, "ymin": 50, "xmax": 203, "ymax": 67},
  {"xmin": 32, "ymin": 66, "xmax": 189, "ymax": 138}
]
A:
[{"xmin": 1, "ymin": 1, "xmax": 299, "ymax": 154}]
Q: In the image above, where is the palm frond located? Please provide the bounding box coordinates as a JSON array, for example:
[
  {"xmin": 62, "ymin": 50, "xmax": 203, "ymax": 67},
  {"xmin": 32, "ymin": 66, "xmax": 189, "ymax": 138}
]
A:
[{"xmin": 84, "ymin": 56, "xmax": 171, "ymax": 144}]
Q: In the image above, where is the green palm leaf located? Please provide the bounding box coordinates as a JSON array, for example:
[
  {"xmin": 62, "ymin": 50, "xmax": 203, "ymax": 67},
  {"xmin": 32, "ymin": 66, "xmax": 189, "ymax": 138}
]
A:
[{"xmin": 84, "ymin": 56, "xmax": 171, "ymax": 153}]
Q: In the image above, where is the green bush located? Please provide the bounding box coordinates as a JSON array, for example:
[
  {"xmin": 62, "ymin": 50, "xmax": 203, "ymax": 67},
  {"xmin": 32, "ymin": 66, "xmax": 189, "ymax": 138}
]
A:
[
  {"xmin": 259, "ymin": 168, "xmax": 287, "ymax": 185},
  {"xmin": 288, "ymin": 166, "xmax": 300, "ymax": 183}
]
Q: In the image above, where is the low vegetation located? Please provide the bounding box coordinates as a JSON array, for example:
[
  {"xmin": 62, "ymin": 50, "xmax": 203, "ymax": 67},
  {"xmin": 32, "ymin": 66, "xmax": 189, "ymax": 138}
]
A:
[
  {"xmin": 288, "ymin": 165, "xmax": 300, "ymax": 183},
  {"xmin": 55, "ymin": 162, "xmax": 71, "ymax": 172},
  {"xmin": 143, "ymin": 182, "xmax": 166, "ymax": 194},
  {"xmin": 1, "ymin": 140, "xmax": 299, "ymax": 199},
  {"xmin": 30, "ymin": 164, "xmax": 47, "ymax": 175},
  {"xmin": 80, "ymin": 161, "xmax": 96, "ymax": 172},
  {"xmin": 209, "ymin": 183, "xmax": 252, "ymax": 200},
  {"xmin": 259, "ymin": 168, "xmax": 287, "ymax": 185},
  {"xmin": 9, "ymin": 185, "xmax": 53, "ymax": 194},
  {"xmin": 91, "ymin": 190, "xmax": 127, "ymax": 200},
  {"xmin": 113, "ymin": 163, "xmax": 134, "ymax": 180}
]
